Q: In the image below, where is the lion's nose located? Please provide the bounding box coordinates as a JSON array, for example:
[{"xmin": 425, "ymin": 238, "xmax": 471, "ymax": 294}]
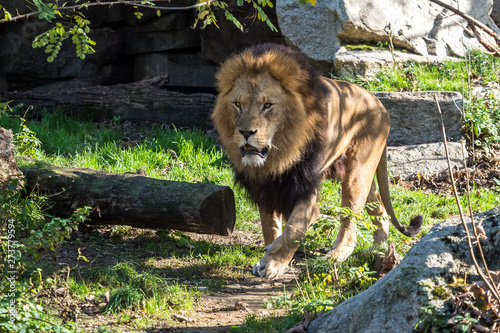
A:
[{"xmin": 239, "ymin": 129, "xmax": 258, "ymax": 140}]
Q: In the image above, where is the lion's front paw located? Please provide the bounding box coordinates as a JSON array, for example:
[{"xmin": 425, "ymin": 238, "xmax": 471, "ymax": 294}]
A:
[
  {"xmin": 252, "ymin": 254, "xmax": 291, "ymax": 280},
  {"xmin": 325, "ymin": 246, "xmax": 354, "ymax": 262},
  {"xmin": 251, "ymin": 242, "xmax": 295, "ymax": 280}
]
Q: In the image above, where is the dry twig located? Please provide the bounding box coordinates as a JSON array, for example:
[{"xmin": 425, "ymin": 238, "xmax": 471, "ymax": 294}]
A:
[
  {"xmin": 428, "ymin": 0, "xmax": 500, "ymax": 57},
  {"xmin": 434, "ymin": 94, "xmax": 500, "ymax": 304}
]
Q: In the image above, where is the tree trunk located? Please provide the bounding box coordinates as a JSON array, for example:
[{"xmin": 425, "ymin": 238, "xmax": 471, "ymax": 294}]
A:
[
  {"xmin": 22, "ymin": 166, "xmax": 236, "ymax": 236},
  {"xmin": 1, "ymin": 76, "xmax": 216, "ymax": 128}
]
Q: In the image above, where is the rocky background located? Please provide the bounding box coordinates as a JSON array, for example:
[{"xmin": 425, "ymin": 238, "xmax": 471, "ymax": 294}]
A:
[
  {"xmin": 1, "ymin": 0, "xmax": 500, "ymax": 92},
  {"xmin": 1, "ymin": 0, "xmax": 500, "ymax": 178}
]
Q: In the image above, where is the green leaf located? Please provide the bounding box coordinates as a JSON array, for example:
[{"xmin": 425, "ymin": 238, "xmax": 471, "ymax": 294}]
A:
[
  {"xmin": 198, "ymin": 9, "xmax": 210, "ymax": 20},
  {"xmin": 47, "ymin": 56, "xmax": 54, "ymax": 63},
  {"xmin": 225, "ymin": 11, "xmax": 243, "ymax": 32}
]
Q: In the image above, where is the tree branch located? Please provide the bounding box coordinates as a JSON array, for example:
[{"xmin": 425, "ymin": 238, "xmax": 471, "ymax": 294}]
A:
[
  {"xmin": 0, "ymin": 0, "xmax": 216, "ymax": 24},
  {"xmin": 428, "ymin": 0, "xmax": 500, "ymax": 56}
]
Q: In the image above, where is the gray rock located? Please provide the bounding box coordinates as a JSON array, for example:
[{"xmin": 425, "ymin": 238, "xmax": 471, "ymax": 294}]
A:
[
  {"xmin": 0, "ymin": 127, "xmax": 22, "ymax": 187},
  {"xmin": 387, "ymin": 142, "xmax": 464, "ymax": 178},
  {"xmin": 333, "ymin": 48, "xmax": 458, "ymax": 78},
  {"xmin": 308, "ymin": 207, "xmax": 500, "ymax": 333},
  {"xmin": 491, "ymin": 0, "xmax": 500, "ymax": 27},
  {"xmin": 373, "ymin": 91, "xmax": 463, "ymax": 146},
  {"xmin": 276, "ymin": 0, "xmax": 499, "ymax": 70}
]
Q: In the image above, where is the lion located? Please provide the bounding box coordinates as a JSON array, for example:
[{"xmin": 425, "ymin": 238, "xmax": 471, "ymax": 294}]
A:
[{"xmin": 211, "ymin": 43, "xmax": 423, "ymax": 280}]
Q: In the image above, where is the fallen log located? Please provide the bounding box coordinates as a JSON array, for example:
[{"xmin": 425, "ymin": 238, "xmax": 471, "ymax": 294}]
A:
[
  {"xmin": 1, "ymin": 76, "xmax": 216, "ymax": 128},
  {"xmin": 22, "ymin": 166, "xmax": 236, "ymax": 236}
]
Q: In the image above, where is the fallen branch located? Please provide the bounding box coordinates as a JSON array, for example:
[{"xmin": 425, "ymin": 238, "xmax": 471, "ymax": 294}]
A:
[
  {"xmin": 434, "ymin": 94, "xmax": 500, "ymax": 304},
  {"xmin": 0, "ymin": 76, "xmax": 216, "ymax": 128},
  {"xmin": 23, "ymin": 166, "xmax": 236, "ymax": 236}
]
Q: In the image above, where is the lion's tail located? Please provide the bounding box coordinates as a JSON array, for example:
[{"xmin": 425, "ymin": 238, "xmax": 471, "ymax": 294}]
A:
[{"xmin": 376, "ymin": 147, "xmax": 423, "ymax": 237}]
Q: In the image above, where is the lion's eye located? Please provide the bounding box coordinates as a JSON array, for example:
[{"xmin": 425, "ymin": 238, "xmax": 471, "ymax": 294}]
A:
[
  {"xmin": 234, "ymin": 101, "xmax": 241, "ymax": 108},
  {"xmin": 263, "ymin": 102, "xmax": 273, "ymax": 109}
]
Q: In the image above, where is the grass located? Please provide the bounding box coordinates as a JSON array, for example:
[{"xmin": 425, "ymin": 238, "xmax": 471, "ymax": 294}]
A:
[{"xmin": 1, "ymin": 49, "xmax": 500, "ymax": 332}]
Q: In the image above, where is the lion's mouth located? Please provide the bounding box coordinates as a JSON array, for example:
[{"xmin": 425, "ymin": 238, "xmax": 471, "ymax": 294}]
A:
[{"xmin": 241, "ymin": 144, "xmax": 269, "ymax": 158}]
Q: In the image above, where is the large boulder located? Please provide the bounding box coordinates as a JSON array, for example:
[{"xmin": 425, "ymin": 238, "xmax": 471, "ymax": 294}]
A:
[
  {"xmin": 308, "ymin": 207, "xmax": 500, "ymax": 332},
  {"xmin": 276, "ymin": 0, "xmax": 499, "ymax": 71},
  {"xmin": 387, "ymin": 142, "xmax": 464, "ymax": 177}
]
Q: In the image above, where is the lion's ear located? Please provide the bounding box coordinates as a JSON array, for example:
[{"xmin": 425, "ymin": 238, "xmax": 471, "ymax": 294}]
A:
[
  {"xmin": 263, "ymin": 52, "xmax": 307, "ymax": 94},
  {"xmin": 216, "ymin": 56, "xmax": 246, "ymax": 95}
]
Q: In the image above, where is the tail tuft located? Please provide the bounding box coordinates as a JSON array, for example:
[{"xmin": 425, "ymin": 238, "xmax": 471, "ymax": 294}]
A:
[{"xmin": 402, "ymin": 215, "xmax": 423, "ymax": 237}]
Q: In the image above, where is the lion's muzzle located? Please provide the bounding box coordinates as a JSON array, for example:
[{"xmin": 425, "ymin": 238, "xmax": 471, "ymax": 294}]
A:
[{"xmin": 240, "ymin": 144, "xmax": 269, "ymax": 158}]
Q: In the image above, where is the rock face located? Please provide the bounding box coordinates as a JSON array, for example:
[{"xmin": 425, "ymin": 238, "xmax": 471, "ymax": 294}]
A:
[
  {"xmin": 0, "ymin": 1, "xmax": 283, "ymax": 91},
  {"xmin": 307, "ymin": 207, "xmax": 500, "ymax": 333},
  {"xmin": 276, "ymin": 0, "xmax": 499, "ymax": 71},
  {"xmin": 374, "ymin": 91, "xmax": 463, "ymax": 146},
  {"xmin": 333, "ymin": 48, "xmax": 457, "ymax": 78}
]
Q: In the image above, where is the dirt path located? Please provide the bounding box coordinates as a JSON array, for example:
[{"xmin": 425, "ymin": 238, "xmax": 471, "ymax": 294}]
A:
[
  {"xmin": 43, "ymin": 227, "xmax": 299, "ymax": 332},
  {"xmin": 166, "ymin": 270, "xmax": 297, "ymax": 332}
]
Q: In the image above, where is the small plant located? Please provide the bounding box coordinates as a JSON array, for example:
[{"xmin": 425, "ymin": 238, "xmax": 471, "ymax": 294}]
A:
[
  {"xmin": 415, "ymin": 305, "xmax": 451, "ymax": 332},
  {"xmin": 0, "ymin": 174, "xmax": 90, "ymax": 332},
  {"xmin": 464, "ymin": 95, "xmax": 500, "ymax": 146}
]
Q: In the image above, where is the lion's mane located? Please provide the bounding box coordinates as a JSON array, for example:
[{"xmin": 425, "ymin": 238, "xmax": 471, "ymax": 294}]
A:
[{"xmin": 212, "ymin": 44, "xmax": 331, "ymax": 218}]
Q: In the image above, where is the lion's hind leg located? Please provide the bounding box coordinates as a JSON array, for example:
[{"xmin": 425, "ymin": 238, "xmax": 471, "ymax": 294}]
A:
[
  {"xmin": 366, "ymin": 179, "xmax": 390, "ymax": 247},
  {"xmin": 327, "ymin": 145, "xmax": 384, "ymax": 261}
]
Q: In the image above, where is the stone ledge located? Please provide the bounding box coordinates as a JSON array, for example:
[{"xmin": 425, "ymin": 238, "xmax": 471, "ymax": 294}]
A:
[{"xmin": 387, "ymin": 142, "xmax": 465, "ymax": 179}]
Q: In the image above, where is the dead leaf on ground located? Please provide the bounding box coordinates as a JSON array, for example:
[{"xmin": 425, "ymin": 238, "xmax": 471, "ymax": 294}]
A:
[
  {"xmin": 378, "ymin": 241, "xmax": 402, "ymax": 277},
  {"xmin": 172, "ymin": 313, "xmax": 195, "ymax": 323}
]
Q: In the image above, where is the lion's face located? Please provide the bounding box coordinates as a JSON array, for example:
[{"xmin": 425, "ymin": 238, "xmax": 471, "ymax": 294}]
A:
[
  {"xmin": 229, "ymin": 74, "xmax": 287, "ymax": 168},
  {"xmin": 212, "ymin": 45, "xmax": 325, "ymax": 178}
]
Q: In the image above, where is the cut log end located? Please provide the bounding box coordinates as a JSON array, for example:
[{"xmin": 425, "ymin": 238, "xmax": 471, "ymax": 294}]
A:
[{"xmin": 200, "ymin": 188, "xmax": 236, "ymax": 236}]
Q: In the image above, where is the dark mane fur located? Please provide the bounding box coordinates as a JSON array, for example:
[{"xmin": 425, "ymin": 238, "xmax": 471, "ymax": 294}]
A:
[{"xmin": 235, "ymin": 138, "xmax": 325, "ymax": 219}]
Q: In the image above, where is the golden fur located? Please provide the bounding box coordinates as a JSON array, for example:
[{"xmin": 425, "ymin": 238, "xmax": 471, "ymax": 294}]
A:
[{"xmin": 211, "ymin": 44, "xmax": 422, "ymax": 280}]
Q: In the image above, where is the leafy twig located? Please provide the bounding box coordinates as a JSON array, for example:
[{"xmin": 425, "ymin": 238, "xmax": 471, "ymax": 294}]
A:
[
  {"xmin": 0, "ymin": 0, "xmax": 217, "ymax": 24},
  {"xmin": 434, "ymin": 94, "xmax": 500, "ymax": 304}
]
